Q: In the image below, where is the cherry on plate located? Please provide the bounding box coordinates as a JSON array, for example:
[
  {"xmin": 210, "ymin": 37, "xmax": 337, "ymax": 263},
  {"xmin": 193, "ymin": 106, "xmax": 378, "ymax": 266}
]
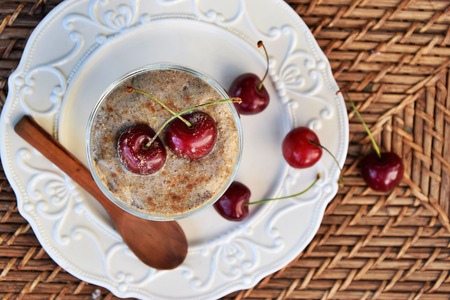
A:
[
  {"xmin": 282, "ymin": 127, "xmax": 323, "ymax": 168},
  {"xmin": 214, "ymin": 181, "xmax": 250, "ymax": 221},
  {"xmin": 229, "ymin": 73, "xmax": 270, "ymax": 115}
]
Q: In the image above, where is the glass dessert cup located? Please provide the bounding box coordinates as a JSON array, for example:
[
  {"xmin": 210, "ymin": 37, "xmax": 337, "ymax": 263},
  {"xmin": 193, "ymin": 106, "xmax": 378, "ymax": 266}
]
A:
[{"xmin": 86, "ymin": 64, "xmax": 243, "ymax": 221}]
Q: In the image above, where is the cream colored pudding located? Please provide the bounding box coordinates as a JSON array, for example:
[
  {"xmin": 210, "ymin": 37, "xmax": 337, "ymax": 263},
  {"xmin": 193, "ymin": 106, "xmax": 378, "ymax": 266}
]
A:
[{"xmin": 88, "ymin": 66, "xmax": 241, "ymax": 220}]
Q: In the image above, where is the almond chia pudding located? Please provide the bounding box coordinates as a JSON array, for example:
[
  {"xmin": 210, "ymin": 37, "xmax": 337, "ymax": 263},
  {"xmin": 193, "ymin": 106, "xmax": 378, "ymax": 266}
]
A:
[{"xmin": 87, "ymin": 66, "xmax": 242, "ymax": 220}]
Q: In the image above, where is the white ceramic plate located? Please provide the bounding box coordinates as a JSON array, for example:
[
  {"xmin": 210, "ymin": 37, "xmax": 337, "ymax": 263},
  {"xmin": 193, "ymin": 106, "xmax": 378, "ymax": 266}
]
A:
[{"xmin": 0, "ymin": 0, "xmax": 349, "ymax": 299}]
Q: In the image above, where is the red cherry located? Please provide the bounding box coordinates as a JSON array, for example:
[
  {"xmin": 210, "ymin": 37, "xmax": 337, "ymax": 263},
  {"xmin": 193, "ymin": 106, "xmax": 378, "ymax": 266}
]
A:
[
  {"xmin": 229, "ymin": 73, "xmax": 270, "ymax": 115},
  {"xmin": 117, "ymin": 124, "xmax": 166, "ymax": 175},
  {"xmin": 165, "ymin": 111, "xmax": 217, "ymax": 160},
  {"xmin": 228, "ymin": 41, "xmax": 270, "ymax": 115},
  {"xmin": 342, "ymin": 90, "xmax": 404, "ymax": 192},
  {"xmin": 214, "ymin": 174, "xmax": 322, "ymax": 221},
  {"xmin": 214, "ymin": 181, "xmax": 250, "ymax": 221},
  {"xmin": 282, "ymin": 127, "xmax": 323, "ymax": 168},
  {"xmin": 360, "ymin": 152, "xmax": 404, "ymax": 192}
]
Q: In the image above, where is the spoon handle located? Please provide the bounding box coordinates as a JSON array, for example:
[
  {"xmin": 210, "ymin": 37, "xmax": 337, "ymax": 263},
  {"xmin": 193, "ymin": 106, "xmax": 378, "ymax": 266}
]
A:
[{"xmin": 14, "ymin": 115, "xmax": 117, "ymax": 212}]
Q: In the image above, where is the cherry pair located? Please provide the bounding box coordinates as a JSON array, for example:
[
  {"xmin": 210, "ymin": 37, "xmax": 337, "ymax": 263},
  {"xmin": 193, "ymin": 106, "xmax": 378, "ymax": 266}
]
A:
[{"xmin": 118, "ymin": 110, "xmax": 217, "ymax": 175}]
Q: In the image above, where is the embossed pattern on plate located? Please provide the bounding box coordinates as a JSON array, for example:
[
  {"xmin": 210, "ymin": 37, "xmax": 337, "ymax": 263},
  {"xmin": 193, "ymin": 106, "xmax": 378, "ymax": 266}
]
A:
[{"xmin": 0, "ymin": 0, "xmax": 349, "ymax": 299}]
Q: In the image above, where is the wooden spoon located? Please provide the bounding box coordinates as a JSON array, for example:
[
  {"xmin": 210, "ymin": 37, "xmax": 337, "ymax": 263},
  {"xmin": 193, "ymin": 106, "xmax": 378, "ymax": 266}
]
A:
[{"xmin": 14, "ymin": 115, "xmax": 188, "ymax": 270}]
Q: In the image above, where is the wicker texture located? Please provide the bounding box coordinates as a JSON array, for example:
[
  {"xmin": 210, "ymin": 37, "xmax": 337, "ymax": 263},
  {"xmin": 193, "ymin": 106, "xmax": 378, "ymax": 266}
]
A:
[{"xmin": 1, "ymin": 0, "xmax": 450, "ymax": 299}]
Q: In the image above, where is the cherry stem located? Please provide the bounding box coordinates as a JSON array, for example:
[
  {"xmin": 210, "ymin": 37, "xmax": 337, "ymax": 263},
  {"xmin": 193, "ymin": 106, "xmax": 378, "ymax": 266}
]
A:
[
  {"xmin": 339, "ymin": 91, "xmax": 382, "ymax": 158},
  {"xmin": 309, "ymin": 140, "xmax": 344, "ymax": 187},
  {"xmin": 247, "ymin": 173, "xmax": 321, "ymax": 206},
  {"xmin": 257, "ymin": 40, "xmax": 269, "ymax": 91},
  {"xmin": 144, "ymin": 98, "xmax": 242, "ymax": 148},
  {"xmin": 127, "ymin": 87, "xmax": 193, "ymax": 128}
]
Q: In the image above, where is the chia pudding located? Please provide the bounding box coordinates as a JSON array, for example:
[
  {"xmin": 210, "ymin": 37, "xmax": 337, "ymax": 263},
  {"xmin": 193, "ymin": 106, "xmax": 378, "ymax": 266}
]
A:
[{"xmin": 87, "ymin": 66, "xmax": 242, "ymax": 220}]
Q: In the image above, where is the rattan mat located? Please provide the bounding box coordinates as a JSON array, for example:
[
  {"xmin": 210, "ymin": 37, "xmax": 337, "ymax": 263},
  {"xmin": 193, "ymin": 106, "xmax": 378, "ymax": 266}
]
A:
[{"xmin": 1, "ymin": 0, "xmax": 450, "ymax": 299}]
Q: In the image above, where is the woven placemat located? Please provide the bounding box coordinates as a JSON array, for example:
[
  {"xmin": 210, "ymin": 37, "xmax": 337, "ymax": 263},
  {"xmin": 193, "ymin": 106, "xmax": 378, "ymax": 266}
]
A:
[{"xmin": 1, "ymin": 0, "xmax": 450, "ymax": 299}]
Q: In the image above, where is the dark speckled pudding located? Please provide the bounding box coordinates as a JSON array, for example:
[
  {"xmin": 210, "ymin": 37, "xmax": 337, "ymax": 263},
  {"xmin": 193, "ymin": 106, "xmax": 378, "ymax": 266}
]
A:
[{"xmin": 86, "ymin": 65, "xmax": 242, "ymax": 221}]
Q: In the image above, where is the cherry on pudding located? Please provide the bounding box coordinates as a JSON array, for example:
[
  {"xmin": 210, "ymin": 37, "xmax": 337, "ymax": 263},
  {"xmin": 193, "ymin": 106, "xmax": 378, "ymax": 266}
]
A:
[
  {"xmin": 165, "ymin": 110, "xmax": 217, "ymax": 160},
  {"xmin": 117, "ymin": 124, "xmax": 166, "ymax": 175}
]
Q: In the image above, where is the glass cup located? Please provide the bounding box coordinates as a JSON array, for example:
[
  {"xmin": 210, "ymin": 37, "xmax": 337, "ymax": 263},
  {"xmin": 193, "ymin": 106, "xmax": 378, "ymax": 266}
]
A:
[{"xmin": 86, "ymin": 64, "xmax": 243, "ymax": 221}]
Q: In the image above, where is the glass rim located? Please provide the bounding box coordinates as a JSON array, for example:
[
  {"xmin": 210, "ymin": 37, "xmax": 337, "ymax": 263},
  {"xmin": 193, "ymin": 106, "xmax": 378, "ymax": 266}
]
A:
[{"xmin": 85, "ymin": 63, "xmax": 243, "ymax": 221}]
